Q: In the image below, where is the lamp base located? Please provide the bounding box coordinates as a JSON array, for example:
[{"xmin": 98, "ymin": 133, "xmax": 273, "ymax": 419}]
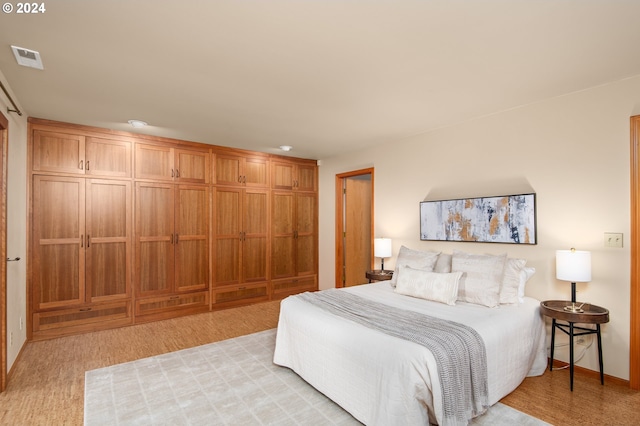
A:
[{"xmin": 564, "ymin": 302, "xmax": 584, "ymax": 313}]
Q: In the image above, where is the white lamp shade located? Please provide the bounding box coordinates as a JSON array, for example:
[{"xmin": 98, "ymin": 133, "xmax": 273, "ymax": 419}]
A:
[
  {"xmin": 556, "ymin": 250, "xmax": 591, "ymax": 282},
  {"xmin": 374, "ymin": 238, "xmax": 392, "ymax": 258}
]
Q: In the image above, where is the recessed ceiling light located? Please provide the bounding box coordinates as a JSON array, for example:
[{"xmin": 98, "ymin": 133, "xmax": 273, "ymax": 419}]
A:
[
  {"xmin": 279, "ymin": 145, "xmax": 293, "ymax": 152},
  {"xmin": 128, "ymin": 119, "xmax": 148, "ymax": 128}
]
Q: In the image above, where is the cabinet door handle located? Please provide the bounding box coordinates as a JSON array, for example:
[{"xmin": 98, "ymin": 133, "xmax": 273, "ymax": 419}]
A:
[
  {"xmin": 170, "ymin": 234, "xmax": 174, "ymax": 244},
  {"xmin": 176, "ymin": 169, "xmax": 180, "ymax": 178},
  {"xmin": 79, "ymin": 160, "xmax": 84, "ymax": 170},
  {"xmin": 80, "ymin": 234, "xmax": 84, "ymax": 247},
  {"xmin": 175, "ymin": 233, "xmax": 179, "ymax": 244},
  {"xmin": 79, "ymin": 307, "xmax": 92, "ymax": 312},
  {"xmin": 171, "ymin": 169, "xmax": 175, "ymax": 178},
  {"xmin": 87, "ymin": 235, "xmax": 90, "ymax": 248},
  {"xmin": 86, "ymin": 161, "xmax": 90, "ymax": 171},
  {"xmin": 242, "ymin": 176, "xmax": 247, "ymax": 183}
]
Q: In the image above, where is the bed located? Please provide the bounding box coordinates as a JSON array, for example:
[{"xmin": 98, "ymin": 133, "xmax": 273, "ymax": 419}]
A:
[{"xmin": 273, "ymin": 248, "xmax": 547, "ymax": 426}]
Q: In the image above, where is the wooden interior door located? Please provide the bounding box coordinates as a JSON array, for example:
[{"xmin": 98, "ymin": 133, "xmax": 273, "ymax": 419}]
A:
[
  {"xmin": 344, "ymin": 176, "xmax": 372, "ymax": 286},
  {"xmin": 630, "ymin": 115, "xmax": 640, "ymax": 390},
  {"xmin": 175, "ymin": 185, "xmax": 209, "ymax": 291},
  {"xmin": 335, "ymin": 168, "xmax": 374, "ymax": 288},
  {"xmin": 0, "ymin": 111, "xmax": 7, "ymax": 392}
]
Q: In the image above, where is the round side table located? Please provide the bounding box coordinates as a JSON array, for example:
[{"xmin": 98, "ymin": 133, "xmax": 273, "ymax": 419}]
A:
[
  {"xmin": 365, "ymin": 270, "xmax": 393, "ymax": 283},
  {"xmin": 540, "ymin": 300, "xmax": 609, "ymax": 391}
]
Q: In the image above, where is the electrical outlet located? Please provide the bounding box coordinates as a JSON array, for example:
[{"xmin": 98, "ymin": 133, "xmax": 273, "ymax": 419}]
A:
[
  {"xmin": 19, "ymin": 316, "xmax": 23, "ymax": 330},
  {"xmin": 604, "ymin": 232, "xmax": 623, "ymax": 248}
]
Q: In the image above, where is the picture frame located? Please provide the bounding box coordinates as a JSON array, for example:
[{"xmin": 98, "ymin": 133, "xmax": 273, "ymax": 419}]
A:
[{"xmin": 420, "ymin": 193, "xmax": 536, "ymax": 244}]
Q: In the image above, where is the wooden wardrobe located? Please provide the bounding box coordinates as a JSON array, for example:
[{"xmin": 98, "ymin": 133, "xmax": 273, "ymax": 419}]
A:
[{"xmin": 28, "ymin": 118, "xmax": 318, "ymax": 340}]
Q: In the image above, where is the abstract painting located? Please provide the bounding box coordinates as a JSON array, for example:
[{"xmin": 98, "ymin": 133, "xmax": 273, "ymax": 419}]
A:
[{"xmin": 420, "ymin": 193, "xmax": 536, "ymax": 244}]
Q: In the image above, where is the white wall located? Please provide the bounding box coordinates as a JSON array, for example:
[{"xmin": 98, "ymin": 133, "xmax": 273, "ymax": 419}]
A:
[
  {"xmin": 0, "ymin": 70, "xmax": 28, "ymax": 371},
  {"xmin": 318, "ymin": 75, "xmax": 640, "ymax": 381}
]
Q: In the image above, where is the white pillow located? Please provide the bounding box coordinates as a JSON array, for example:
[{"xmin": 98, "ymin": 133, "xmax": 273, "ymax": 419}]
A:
[
  {"xmin": 452, "ymin": 250, "xmax": 507, "ymax": 308},
  {"xmin": 434, "ymin": 253, "xmax": 452, "ymax": 273},
  {"xmin": 518, "ymin": 267, "xmax": 536, "ymax": 302},
  {"xmin": 394, "ymin": 265, "xmax": 462, "ymax": 305},
  {"xmin": 389, "ymin": 246, "xmax": 440, "ymax": 287},
  {"xmin": 499, "ymin": 258, "xmax": 527, "ymax": 305}
]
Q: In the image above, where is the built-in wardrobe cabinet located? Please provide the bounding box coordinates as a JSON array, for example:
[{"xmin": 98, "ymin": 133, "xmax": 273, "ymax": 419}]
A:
[
  {"xmin": 212, "ymin": 186, "xmax": 270, "ymax": 308},
  {"xmin": 28, "ymin": 118, "xmax": 318, "ymax": 340},
  {"xmin": 134, "ymin": 182, "xmax": 210, "ymax": 322},
  {"xmin": 271, "ymin": 158, "xmax": 318, "ymax": 299},
  {"xmin": 30, "ymin": 123, "xmax": 134, "ymax": 340}
]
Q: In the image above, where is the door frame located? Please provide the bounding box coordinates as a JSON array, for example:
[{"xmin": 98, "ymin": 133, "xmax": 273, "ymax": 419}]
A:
[
  {"xmin": 335, "ymin": 168, "xmax": 374, "ymax": 288},
  {"xmin": 629, "ymin": 115, "xmax": 640, "ymax": 390},
  {"xmin": 0, "ymin": 111, "xmax": 7, "ymax": 392}
]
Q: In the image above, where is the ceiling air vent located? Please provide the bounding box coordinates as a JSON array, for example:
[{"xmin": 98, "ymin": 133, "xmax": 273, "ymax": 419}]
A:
[{"xmin": 11, "ymin": 45, "xmax": 44, "ymax": 70}]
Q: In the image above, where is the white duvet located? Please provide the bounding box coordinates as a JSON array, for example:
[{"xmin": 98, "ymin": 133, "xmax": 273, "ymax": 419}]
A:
[{"xmin": 273, "ymin": 282, "xmax": 547, "ymax": 425}]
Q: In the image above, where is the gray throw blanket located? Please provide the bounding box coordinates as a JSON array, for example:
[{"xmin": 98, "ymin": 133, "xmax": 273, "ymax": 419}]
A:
[{"xmin": 296, "ymin": 289, "xmax": 488, "ymax": 426}]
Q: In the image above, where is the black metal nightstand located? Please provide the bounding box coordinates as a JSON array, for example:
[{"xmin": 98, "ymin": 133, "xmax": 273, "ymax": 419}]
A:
[
  {"xmin": 540, "ymin": 300, "xmax": 610, "ymax": 391},
  {"xmin": 365, "ymin": 270, "xmax": 393, "ymax": 283}
]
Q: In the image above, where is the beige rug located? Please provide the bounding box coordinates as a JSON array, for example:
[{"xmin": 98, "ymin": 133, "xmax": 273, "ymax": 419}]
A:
[{"xmin": 85, "ymin": 329, "xmax": 550, "ymax": 425}]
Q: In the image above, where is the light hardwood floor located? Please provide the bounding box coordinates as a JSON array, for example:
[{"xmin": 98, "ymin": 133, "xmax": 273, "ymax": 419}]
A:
[{"xmin": 1, "ymin": 300, "xmax": 638, "ymax": 425}]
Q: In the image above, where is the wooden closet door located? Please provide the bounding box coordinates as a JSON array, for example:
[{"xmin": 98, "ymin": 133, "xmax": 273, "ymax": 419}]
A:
[
  {"xmin": 135, "ymin": 182, "xmax": 175, "ymax": 295},
  {"xmin": 296, "ymin": 192, "xmax": 317, "ymax": 276},
  {"xmin": 271, "ymin": 191, "xmax": 295, "ymax": 279},
  {"xmin": 175, "ymin": 149, "xmax": 209, "ymax": 184},
  {"xmin": 213, "ymin": 187, "xmax": 241, "ymax": 285},
  {"xmin": 32, "ymin": 130, "xmax": 85, "ymax": 175},
  {"xmin": 32, "ymin": 176, "xmax": 85, "ymax": 309},
  {"xmin": 86, "ymin": 179, "xmax": 131, "ymax": 301},
  {"xmin": 175, "ymin": 185, "xmax": 209, "ymax": 292},
  {"xmin": 242, "ymin": 190, "xmax": 268, "ymax": 282}
]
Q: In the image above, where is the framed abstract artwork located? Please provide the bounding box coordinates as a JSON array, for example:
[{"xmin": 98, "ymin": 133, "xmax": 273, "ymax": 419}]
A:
[{"xmin": 420, "ymin": 193, "xmax": 536, "ymax": 244}]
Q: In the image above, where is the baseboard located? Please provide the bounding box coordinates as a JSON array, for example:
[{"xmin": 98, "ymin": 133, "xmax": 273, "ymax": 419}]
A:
[
  {"xmin": 7, "ymin": 340, "xmax": 28, "ymax": 382},
  {"xmin": 549, "ymin": 358, "xmax": 630, "ymax": 387}
]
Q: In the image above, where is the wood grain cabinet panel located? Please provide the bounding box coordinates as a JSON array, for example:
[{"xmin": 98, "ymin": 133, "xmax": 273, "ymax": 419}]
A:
[
  {"xmin": 271, "ymin": 191, "xmax": 317, "ymax": 281},
  {"xmin": 271, "ymin": 159, "xmax": 317, "ymax": 191},
  {"xmin": 28, "ymin": 119, "xmax": 318, "ymax": 339},
  {"xmin": 214, "ymin": 153, "xmax": 268, "ymax": 187},
  {"xmin": 32, "ymin": 129, "xmax": 132, "ymax": 177},
  {"xmin": 136, "ymin": 144, "xmax": 209, "ymax": 183},
  {"xmin": 135, "ymin": 182, "xmax": 209, "ymax": 318},
  {"xmin": 213, "ymin": 187, "xmax": 268, "ymax": 301},
  {"xmin": 31, "ymin": 175, "xmax": 133, "ymax": 339}
]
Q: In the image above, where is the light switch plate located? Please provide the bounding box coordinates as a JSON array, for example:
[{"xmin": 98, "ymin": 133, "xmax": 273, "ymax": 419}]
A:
[{"xmin": 604, "ymin": 232, "xmax": 623, "ymax": 248}]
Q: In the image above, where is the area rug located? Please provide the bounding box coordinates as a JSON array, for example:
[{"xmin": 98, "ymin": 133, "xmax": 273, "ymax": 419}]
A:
[{"xmin": 85, "ymin": 329, "xmax": 550, "ymax": 425}]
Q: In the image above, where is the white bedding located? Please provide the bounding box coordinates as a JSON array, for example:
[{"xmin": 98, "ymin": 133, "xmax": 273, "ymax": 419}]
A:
[{"xmin": 273, "ymin": 282, "xmax": 547, "ymax": 425}]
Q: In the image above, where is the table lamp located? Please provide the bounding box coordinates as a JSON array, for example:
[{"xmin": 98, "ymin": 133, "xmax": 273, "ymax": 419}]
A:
[
  {"xmin": 556, "ymin": 248, "xmax": 591, "ymax": 313},
  {"xmin": 374, "ymin": 238, "xmax": 392, "ymax": 271}
]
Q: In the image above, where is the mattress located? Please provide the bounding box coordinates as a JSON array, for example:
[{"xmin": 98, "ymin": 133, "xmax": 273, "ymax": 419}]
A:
[{"xmin": 273, "ymin": 282, "xmax": 547, "ymax": 425}]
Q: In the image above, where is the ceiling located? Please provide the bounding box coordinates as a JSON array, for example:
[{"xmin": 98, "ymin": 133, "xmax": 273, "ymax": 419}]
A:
[{"xmin": 1, "ymin": 1, "xmax": 640, "ymax": 160}]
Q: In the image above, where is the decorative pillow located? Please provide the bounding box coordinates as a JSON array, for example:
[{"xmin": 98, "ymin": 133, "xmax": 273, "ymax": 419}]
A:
[
  {"xmin": 499, "ymin": 258, "xmax": 527, "ymax": 305},
  {"xmin": 394, "ymin": 265, "xmax": 462, "ymax": 305},
  {"xmin": 434, "ymin": 253, "xmax": 452, "ymax": 273},
  {"xmin": 452, "ymin": 250, "xmax": 507, "ymax": 308},
  {"xmin": 518, "ymin": 267, "xmax": 536, "ymax": 302},
  {"xmin": 389, "ymin": 246, "xmax": 440, "ymax": 287}
]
